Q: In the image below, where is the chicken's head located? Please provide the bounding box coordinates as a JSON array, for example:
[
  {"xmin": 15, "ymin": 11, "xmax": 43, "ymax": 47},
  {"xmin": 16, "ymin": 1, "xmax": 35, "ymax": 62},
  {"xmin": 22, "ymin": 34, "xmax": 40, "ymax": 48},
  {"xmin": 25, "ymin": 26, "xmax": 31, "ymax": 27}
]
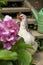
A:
[{"xmin": 17, "ymin": 13, "xmax": 26, "ymax": 21}]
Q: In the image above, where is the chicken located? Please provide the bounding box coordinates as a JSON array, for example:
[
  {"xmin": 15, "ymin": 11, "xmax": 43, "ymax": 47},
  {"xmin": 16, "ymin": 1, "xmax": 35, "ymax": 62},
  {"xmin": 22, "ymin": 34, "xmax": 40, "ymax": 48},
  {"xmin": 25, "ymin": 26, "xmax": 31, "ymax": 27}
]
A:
[{"xmin": 17, "ymin": 13, "xmax": 38, "ymax": 55}]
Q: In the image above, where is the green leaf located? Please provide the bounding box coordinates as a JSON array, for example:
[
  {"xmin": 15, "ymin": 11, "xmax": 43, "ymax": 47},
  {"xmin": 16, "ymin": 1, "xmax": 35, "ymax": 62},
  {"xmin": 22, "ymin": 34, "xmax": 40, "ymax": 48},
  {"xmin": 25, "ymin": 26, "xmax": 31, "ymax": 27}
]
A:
[
  {"xmin": 0, "ymin": 50, "xmax": 18, "ymax": 60},
  {"xmin": 0, "ymin": 0, "xmax": 8, "ymax": 5},
  {"xmin": 12, "ymin": 38, "xmax": 34, "ymax": 51},
  {"xmin": 0, "ymin": 61, "xmax": 13, "ymax": 65},
  {"xmin": 0, "ymin": 0, "xmax": 8, "ymax": 8},
  {"xmin": 7, "ymin": 62, "xmax": 13, "ymax": 65},
  {"xmin": 17, "ymin": 49, "xmax": 32, "ymax": 65}
]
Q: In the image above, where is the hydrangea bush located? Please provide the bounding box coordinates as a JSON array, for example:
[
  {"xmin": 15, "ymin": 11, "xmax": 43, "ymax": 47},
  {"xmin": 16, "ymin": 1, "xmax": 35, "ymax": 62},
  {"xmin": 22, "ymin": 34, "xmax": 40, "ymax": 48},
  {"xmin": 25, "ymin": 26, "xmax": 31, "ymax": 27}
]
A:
[
  {"xmin": 0, "ymin": 15, "xmax": 33, "ymax": 65},
  {"xmin": 0, "ymin": 15, "xmax": 19, "ymax": 50}
]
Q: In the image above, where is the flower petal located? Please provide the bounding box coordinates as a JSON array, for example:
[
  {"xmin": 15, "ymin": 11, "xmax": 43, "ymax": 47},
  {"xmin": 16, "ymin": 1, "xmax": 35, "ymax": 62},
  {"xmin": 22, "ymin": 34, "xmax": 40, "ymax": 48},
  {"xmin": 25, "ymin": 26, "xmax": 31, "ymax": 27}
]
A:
[
  {"xmin": 3, "ymin": 42, "xmax": 12, "ymax": 50},
  {"xmin": 3, "ymin": 15, "xmax": 12, "ymax": 21}
]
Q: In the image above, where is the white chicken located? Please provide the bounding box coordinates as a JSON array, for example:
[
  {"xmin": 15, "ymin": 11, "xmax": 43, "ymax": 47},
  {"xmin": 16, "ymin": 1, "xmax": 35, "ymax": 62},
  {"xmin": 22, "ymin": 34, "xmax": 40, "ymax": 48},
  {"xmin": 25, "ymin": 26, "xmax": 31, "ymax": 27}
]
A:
[{"xmin": 17, "ymin": 13, "xmax": 38, "ymax": 55}]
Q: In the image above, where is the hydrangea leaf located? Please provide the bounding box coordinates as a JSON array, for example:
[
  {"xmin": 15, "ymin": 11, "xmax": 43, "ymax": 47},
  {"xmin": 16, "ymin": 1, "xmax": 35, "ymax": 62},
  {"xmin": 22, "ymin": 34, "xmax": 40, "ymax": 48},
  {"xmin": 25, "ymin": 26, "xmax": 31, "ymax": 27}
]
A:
[
  {"xmin": 0, "ymin": 0, "xmax": 8, "ymax": 6},
  {"xmin": 12, "ymin": 38, "xmax": 34, "ymax": 51},
  {"xmin": 0, "ymin": 50, "xmax": 18, "ymax": 60},
  {"xmin": 17, "ymin": 49, "xmax": 32, "ymax": 65}
]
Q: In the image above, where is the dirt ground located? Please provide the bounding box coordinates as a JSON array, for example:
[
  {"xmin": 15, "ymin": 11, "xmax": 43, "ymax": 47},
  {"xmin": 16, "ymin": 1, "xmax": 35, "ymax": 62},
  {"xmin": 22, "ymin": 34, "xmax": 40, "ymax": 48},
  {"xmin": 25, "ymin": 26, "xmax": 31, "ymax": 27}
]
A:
[{"xmin": 33, "ymin": 52, "xmax": 43, "ymax": 65}]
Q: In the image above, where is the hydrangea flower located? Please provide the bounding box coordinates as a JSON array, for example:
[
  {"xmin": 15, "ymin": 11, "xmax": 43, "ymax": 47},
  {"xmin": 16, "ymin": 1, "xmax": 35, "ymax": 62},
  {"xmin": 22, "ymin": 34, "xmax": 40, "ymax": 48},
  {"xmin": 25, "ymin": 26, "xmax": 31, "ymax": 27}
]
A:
[{"xmin": 0, "ymin": 15, "xmax": 19, "ymax": 50}]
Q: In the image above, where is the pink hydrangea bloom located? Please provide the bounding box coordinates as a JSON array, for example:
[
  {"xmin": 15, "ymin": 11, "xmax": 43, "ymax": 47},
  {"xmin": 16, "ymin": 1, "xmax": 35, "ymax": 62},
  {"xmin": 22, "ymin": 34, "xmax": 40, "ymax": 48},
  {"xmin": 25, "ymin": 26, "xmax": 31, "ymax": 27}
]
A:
[{"xmin": 0, "ymin": 15, "xmax": 19, "ymax": 50}]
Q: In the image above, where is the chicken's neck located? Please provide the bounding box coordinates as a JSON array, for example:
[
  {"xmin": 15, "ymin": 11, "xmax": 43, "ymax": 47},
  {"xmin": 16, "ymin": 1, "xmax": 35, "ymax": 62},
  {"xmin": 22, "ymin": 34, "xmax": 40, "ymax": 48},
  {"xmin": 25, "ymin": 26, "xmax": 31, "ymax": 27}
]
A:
[{"xmin": 20, "ymin": 18, "xmax": 28, "ymax": 30}]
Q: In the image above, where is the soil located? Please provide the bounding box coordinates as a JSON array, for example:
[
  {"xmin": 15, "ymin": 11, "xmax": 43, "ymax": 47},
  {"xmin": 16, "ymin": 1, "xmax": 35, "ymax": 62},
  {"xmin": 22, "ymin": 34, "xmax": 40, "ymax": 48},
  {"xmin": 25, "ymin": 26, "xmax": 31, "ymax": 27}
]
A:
[{"xmin": 33, "ymin": 52, "xmax": 43, "ymax": 65}]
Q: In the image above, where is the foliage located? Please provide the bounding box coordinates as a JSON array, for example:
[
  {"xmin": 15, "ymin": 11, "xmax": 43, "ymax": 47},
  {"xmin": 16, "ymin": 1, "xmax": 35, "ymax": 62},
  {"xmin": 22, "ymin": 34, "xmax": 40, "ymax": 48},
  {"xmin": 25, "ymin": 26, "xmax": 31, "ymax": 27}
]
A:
[
  {"xmin": 0, "ymin": 61, "xmax": 13, "ymax": 65},
  {"xmin": 16, "ymin": 49, "xmax": 32, "ymax": 65},
  {"xmin": 0, "ymin": 13, "xmax": 4, "ymax": 19},
  {"xmin": 0, "ymin": 38, "xmax": 33, "ymax": 65},
  {"xmin": 0, "ymin": 0, "xmax": 8, "ymax": 19},
  {"xmin": 12, "ymin": 38, "xmax": 34, "ymax": 51},
  {"xmin": 0, "ymin": 0, "xmax": 8, "ymax": 6},
  {"xmin": 0, "ymin": 50, "xmax": 18, "ymax": 60}
]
